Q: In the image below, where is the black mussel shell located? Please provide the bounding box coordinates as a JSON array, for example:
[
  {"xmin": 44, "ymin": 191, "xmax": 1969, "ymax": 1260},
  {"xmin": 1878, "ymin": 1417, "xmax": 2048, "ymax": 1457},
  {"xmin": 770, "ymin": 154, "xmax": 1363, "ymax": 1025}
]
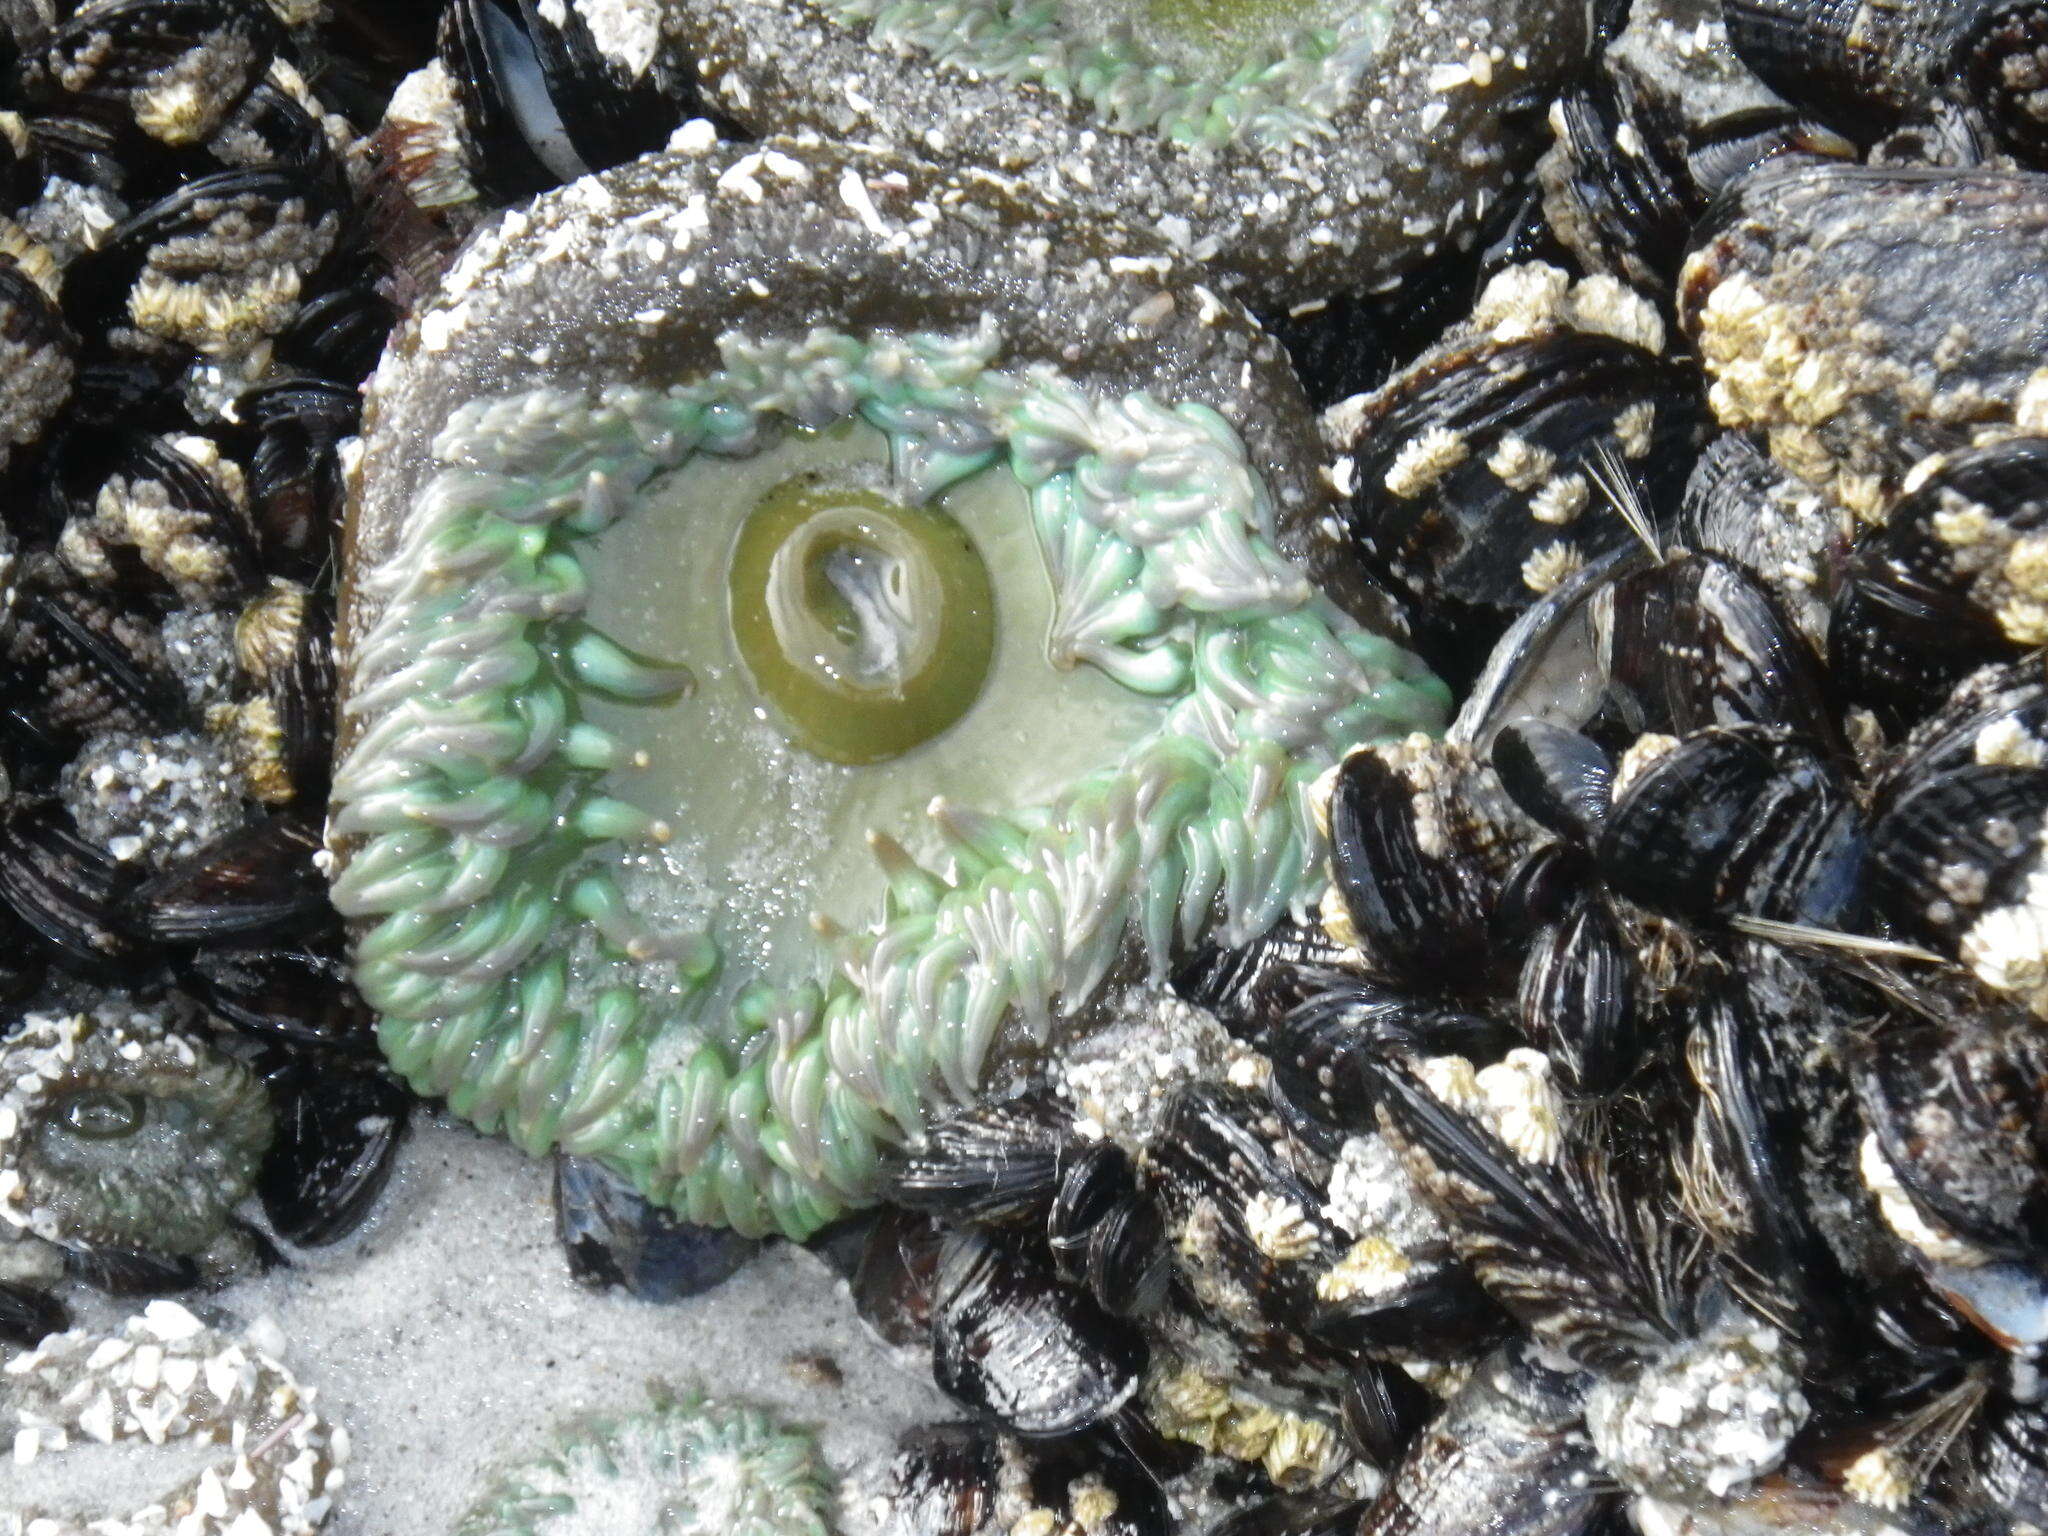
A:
[
  {"xmin": 274, "ymin": 285, "xmax": 399, "ymax": 382},
  {"xmin": 851, "ymin": 1206, "xmax": 944, "ymax": 1350},
  {"xmin": 26, "ymin": 114, "xmax": 128, "ymax": 193},
  {"xmin": 0, "ymin": 802, "xmax": 155, "ymax": 970},
  {"xmin": 63, "ymin": 167, "xmax": 343, "ymax": 339},
  {"xmin": 1866, "ymin": 760, "xmax": 2048, "ymax": 949},
  {"xmin": 1594, "ymin": 552, "xmax": 1840, "ymax": 747},
  {"xmin": 1490, "ymin": 719, "xmax": 1613, "ymax": 846},
  {"xmin": 0, "ymin": 257, "xmax": 76, "ymax": 462},
  {"xmin": 37, "ymin": 0, "xmax": 282, "ymax": 145},
  {"xmin": 182, "ymin": 941, "xmax": 376, "ymax": 1050},
  {"xmin": 1598, "ymin": 726, "xmax": 1866, "ymax": 928},
  {"xmin": 260, "ymin": 1058, "xmax": 411, "ymax": 1247},
  {"xmin": 238, "ymin": 377, "xmax": 360, "ymax": 576},
  {"xmin": 1517, "ymin": 893, "xmax": 1638, "ymax": 1096},
  {"xmin": 1879, "ymin": 436, "xmax": 2048, "ymax": 651},
  {"xmin": 1208, "ymin": 1491, "xmax": 1371, "ymax": 1536},
  {"xmin": 65, "ymin": 1246, "xmax": 203, "ymax": 1294},
  {"xmin": 4, "ymin": 572, "xmax": 189, "ymax": 739},
  {"xmin": 1828, "ymin": 545, "xmax": 2011, "ymax": 739},
  {"xmin": 1172, "ymin": 919, "xmax": 1358, "ymax": 1047},
  {"xmin": 1075, "ymin": 1194, "xmax": 1168, "ymax": 1320},
  {"xmin": 0, "ymin": 1279, "xmax": 69, "ymax": 1348},
  {"xmin": 1311, "ymin": 1257, "xmax": 1513, "ymax": 1363},
  {"xmin": 930, "ymin": 1227, "xmax": 1146, "ymax": 1437},
  {"xmin": 885, "ymin": 1092, "xmax": 1070, "ymax": 1227},
  {"xmin": 1341, "ymin": 1359, "xmax": 1438, "ymax": 1471},
  {"xmin": 1327, "ymin": 749, "xmax": 1502, "ymax": 988},
  {"xmin": 552, "ymin": 1152, "xmax": 761, "ymax": 1299},
  {"xmin": 1146, "ymin": 1085, "xmax": 1349, "ymax": 1379},
  {"xmin": 1857, "ymin": 1014, "xmax": 2048, "ymax": 1261},
  {"xmin": 1980, "ymin": 1394, "xmax": 2048, "ymax": 1524},
  {"xmin": 1046, "ymin": 1142, "xmax": 1132, "ymax": 1276},
  {"xmin": 1539, "ymin": 66, "xmax": 1694, "ymax": 292},
  {"xmin": 1493, "ymin": 841, "xmax": 1595, "ymax": 940},
  {"xmin": 1960, "ymin": 0, "xmax": 2048, "ymax": 167},
  {"xmin": 1270, "ymin": 978, "xmax": 1516, "ymax": 1135},
  {"xmin": 1721, "ymin": 0, "xmax": 1960, "ymax": 133},
  {"xmin": 438, "ymin": 0, "xmax": 680, "ymax": 204},
  {"xmin": 872, "ymin": 1421, "xmax": 1000, "ymax": 1536},
  {"xmin": 48, "ymin": 430, "xmax": 264, "ymax": 601},
  {"xmin": 125, "ymin": 813, "xmax": 329, "ymax": 945},
  {"xmin": 1339, "ymin": 327, "xmax": 1702, "ymax": 655},
  {"xmin": 1679, "ymin": 431, "xmax": 1847, "ymax": 646}
]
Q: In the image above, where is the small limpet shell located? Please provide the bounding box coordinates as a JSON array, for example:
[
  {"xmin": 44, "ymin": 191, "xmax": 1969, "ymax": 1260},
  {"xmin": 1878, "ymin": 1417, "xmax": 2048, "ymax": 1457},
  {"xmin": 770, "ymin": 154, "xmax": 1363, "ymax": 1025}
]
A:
[
  {"xmin": 331, "ymin": 138, "xmax": 1446, "ymax": 1237},
  {"xmin": 673, "ymin": 0, "xmax": 1589, "ymax": 302}
]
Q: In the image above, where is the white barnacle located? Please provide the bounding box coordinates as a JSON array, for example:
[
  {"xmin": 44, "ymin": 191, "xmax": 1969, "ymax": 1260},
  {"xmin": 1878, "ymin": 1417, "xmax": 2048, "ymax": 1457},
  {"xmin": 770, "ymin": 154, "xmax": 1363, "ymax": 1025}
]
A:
[
  {"xmin": 1244, "ymin": 1192, "xmax": 1319, "ymax": 1263},
  {"xmin": 1520, "ymin": 539, "xmax": 1585, "ymax": 594},
  {"xmin": 1383, "ymin": 425, "xmax": 1470, "ymax": 498},
  {"xmin": 1473, "ymin": 1048, "xmax": 1563, "ymax": 1164}
]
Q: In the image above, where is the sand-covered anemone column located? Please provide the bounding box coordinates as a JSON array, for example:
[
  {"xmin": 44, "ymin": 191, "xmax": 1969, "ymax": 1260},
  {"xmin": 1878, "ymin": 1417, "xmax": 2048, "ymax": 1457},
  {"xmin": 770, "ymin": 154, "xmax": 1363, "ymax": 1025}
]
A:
[
  {"xmin": 329, "ymin": 138, "xmax": 1448, "ymax": 1239},
  {"xmin": 672, "ymin": 0, "xmax": 1588, "ymax": 303}
]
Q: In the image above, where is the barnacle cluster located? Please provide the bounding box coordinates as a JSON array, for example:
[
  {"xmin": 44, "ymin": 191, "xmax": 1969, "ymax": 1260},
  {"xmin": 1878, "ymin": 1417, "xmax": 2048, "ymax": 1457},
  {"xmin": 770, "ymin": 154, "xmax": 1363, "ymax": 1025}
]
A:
[
  {"xmin": 2, "ymin": 1299, "xmax": 347, "ymax": 1536},
  {"xmin": 453, "ymin": 1393, "xmax": 831, "ymax": 1536}
]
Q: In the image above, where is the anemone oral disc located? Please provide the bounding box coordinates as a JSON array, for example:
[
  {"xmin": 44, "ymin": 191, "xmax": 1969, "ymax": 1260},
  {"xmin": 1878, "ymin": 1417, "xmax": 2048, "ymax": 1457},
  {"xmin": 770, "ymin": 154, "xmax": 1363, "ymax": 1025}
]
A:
[{"xmin": 331, "ymin": 140, "xmax": 1448, "ymax": 1237}]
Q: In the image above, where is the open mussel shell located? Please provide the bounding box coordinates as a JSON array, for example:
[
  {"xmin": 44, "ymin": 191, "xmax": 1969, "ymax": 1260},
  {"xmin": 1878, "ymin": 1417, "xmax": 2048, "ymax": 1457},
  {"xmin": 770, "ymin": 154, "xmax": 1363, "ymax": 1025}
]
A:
[
  {"xmin": 551, "ymin": 1152, "xmax": 763, "ymax": 1299},
  {"xmin": 259, "ymin": 1056, "xmax": 411, "ymax": 1247},
  {"xmin": 437, "ymin": 0, "xmax": 684, "ymax": 204},
  {"xmin": 1597, "ymin": 726, "xmax": 1866, "ymax": 929},
  {"xmin": 930, "ymin": 1227, "xmax": 1146, "ymax": 1438}
]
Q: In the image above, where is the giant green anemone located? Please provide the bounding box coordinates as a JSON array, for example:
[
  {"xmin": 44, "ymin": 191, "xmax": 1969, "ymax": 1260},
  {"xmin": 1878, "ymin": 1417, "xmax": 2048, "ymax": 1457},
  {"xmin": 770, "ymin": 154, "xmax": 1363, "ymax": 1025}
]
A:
[
  {"xmin": 330, "ymin": 138, "xmax": 1447, "ymax": 1238},
  {"xmin": 674, "ymin": 0, "xmax": 1589, "ymax": 301}
]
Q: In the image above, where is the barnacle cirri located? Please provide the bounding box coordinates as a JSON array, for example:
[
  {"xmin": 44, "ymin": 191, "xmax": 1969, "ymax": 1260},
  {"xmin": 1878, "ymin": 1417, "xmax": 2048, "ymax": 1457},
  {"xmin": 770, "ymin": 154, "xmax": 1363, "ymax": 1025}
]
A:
[
  {"xmin": 453, "ymin": 1392, "xmax": 830, "ymax": 1536},
  {"xmin": 672, "ymin": 0, "xmax": 1590, "ymax": 301},
  {"xmin": 0, "ymin": 1003, "xmax": 273, "ymax": 1272},
  {"xmin": 329, "ymin": 137, "xmax": 1447, "ymax": 1238}
]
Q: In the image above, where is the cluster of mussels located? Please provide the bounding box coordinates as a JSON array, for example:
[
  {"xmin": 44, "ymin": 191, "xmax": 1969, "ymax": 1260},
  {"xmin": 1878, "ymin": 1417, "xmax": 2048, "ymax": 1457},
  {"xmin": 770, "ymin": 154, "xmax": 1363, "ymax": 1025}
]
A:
[
  {"xmin": 835, "ymin": 6, "xmax": 2048, "ymax": 1536},
  {"xmin": 14, "ymin": 0, "xmax": 2048, "ymax": 1529}
]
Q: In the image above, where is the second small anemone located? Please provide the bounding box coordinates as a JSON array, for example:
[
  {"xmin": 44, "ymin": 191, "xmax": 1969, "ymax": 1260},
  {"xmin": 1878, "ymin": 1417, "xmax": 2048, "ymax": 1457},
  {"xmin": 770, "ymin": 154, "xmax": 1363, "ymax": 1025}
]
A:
[{"xmin": 330, "ymin": 137, "xmax": 1447, "ymax": 1237}]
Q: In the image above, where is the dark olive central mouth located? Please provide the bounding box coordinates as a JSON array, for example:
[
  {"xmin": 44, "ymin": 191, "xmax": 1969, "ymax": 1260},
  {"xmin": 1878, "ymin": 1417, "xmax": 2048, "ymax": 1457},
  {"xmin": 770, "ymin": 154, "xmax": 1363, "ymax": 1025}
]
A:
[{"xmin": 728, "ymin": 475, "xmax": 998, "ymax": 766}]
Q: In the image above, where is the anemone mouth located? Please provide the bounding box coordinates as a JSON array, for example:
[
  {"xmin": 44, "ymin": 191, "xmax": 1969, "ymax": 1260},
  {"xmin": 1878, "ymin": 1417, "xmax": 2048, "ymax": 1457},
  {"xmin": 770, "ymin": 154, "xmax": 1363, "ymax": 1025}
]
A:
[{"xmin": 330, "ymin": 140, "xmax": 1447, "ymax": 1237}]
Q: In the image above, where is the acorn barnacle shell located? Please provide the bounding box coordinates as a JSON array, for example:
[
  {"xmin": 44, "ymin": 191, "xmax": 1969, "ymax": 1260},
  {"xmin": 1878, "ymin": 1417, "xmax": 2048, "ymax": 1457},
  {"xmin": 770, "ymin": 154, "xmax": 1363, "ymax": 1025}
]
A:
[
  {"xmin": 330, "ymin": 137, "xmax": 1447, "ymax": 1238},
  {"xmin": 669, "ymin": 0, "xmax": 1590, "ymax": 303}
]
